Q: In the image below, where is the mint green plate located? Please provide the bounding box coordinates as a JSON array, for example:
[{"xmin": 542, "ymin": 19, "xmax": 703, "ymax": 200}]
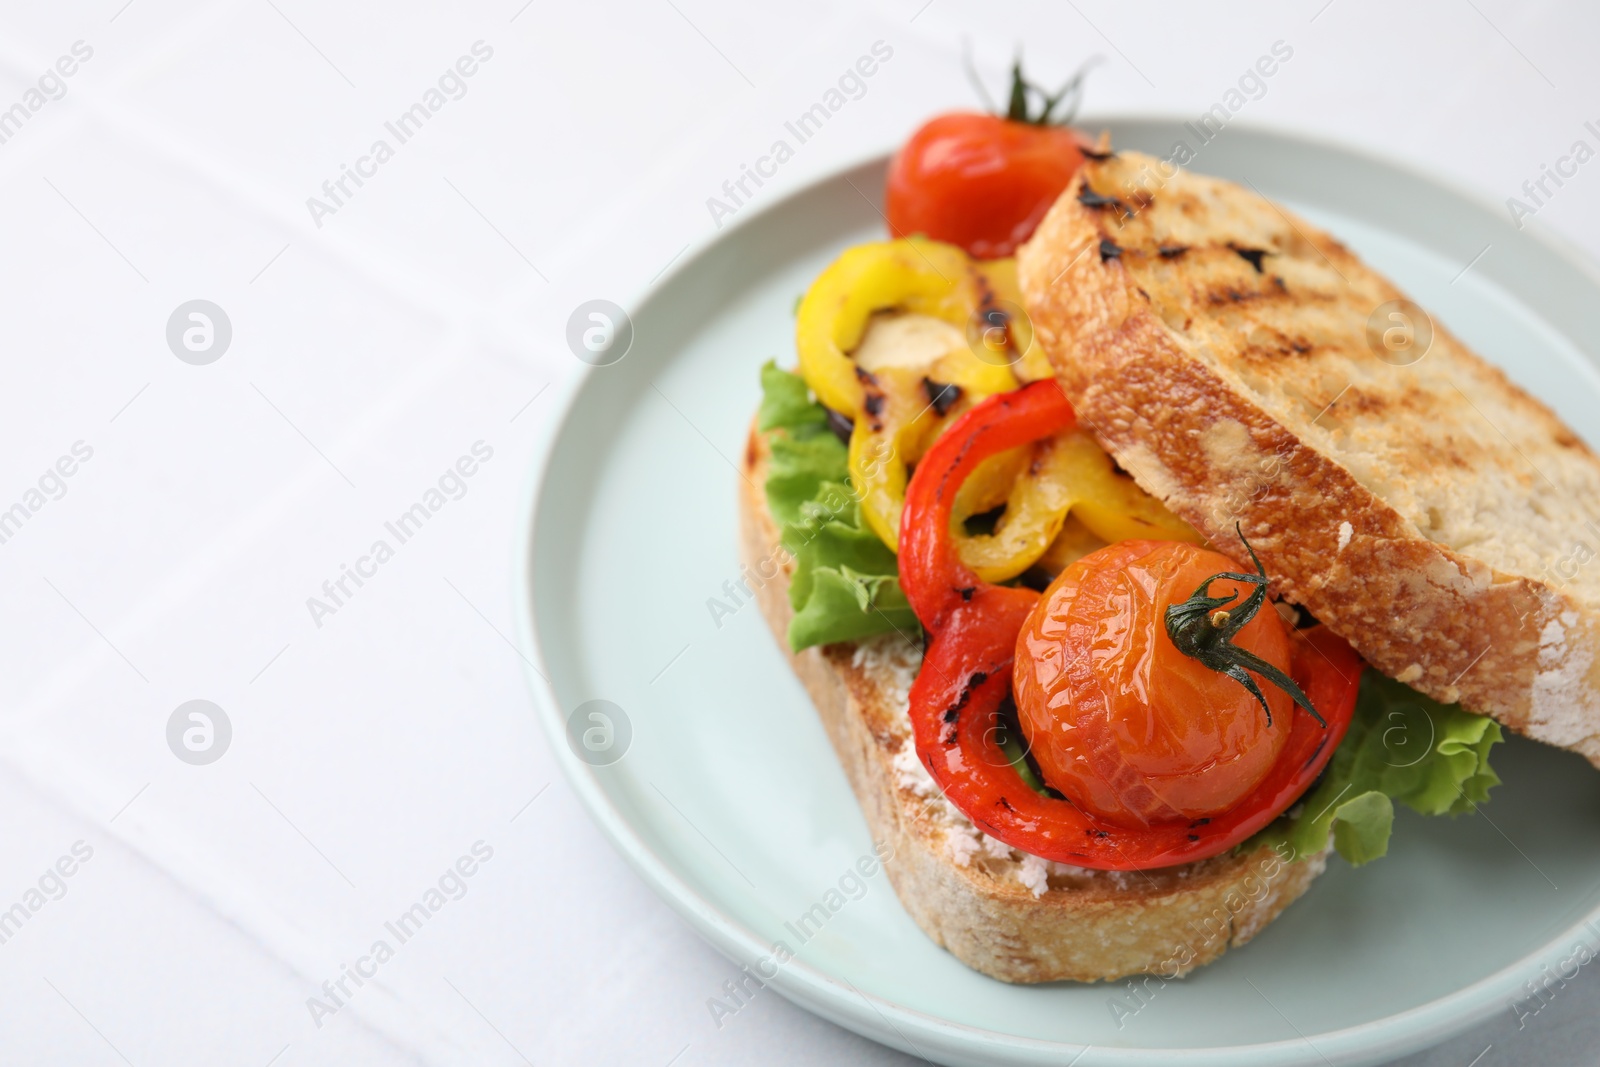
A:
[{"xmin": 516, "ymin": 120, "xmax": 1600, "ymax": 1066}]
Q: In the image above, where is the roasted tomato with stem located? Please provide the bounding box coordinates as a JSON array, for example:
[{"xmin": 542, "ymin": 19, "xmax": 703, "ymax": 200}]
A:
[
  {"xmin": 900, "ymin": 381, "xmax": 1364, "ymax": 870},
  {"xmin": 886, "ymin": 59, "xmax": 1098, "ymax": 259},
  {"xmin": 1015, "ymin": 540, "xmax": 1300, "ymax": 829}
]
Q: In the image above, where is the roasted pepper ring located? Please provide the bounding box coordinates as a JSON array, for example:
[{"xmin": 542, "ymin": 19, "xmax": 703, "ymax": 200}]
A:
[
  {"xmin": 796, "ymin": 238, "xmax": 1025, "ymax": 553},
  {"xmin": 797, "ymin": 237, "xmax": 1197, "ymax": 579},
  {"xmin": 796, "ymin": 238, "xmax": 1008, "ymax": 418},
  {"xmin": 900, "ymin": 381, "xmax": 1365, "ymax": 871},
  {"xmin": 950, "ymin": 429, "xmax": 1200, "ymax": 584}
]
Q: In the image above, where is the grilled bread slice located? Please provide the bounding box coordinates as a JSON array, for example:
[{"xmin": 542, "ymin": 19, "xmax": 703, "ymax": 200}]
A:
[
  {"xmin": 1018, "ymin": 151, "xmax": 1600, "ymax": 767},
  {"xmin": 740, "ymin": 422, "xmax": 1326, "ymax": 984}
]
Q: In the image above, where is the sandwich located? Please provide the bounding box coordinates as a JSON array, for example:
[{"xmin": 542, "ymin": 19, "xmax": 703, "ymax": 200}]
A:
[{"xmin": 740, "ymin": 65, "xmax": 1586, "ymax": 983}]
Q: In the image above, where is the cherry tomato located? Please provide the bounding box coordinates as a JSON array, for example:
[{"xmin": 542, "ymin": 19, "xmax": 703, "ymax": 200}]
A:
[
  {"xmin": 885, "ymin": 113, "xmax": 1086, "ymax": 259},
  {"xmin": 1014, "ymin": 541, "xmax": 1295, "ymax": 828}
]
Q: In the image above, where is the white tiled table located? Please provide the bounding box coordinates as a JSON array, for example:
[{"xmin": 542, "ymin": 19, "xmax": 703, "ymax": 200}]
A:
[{"xmin": 0, "ymin": 1, "xmax": 1592, "ymax": 1063}]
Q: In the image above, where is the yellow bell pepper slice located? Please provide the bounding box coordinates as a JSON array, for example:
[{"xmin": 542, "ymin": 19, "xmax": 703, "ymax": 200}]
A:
[
  {"xmin": 1035, "ymin": 515, "xmax": 1109, "ymax": 575},
  {"xmin": 974, "ymin": 258, "xmax": 1053, "ymax": 384},
  {"xmin": 796, "ymin": 239, "xmax": 1018, "ymax": 549},
  {"xmin": 953, "ymin": 430, "xmax": 1202, "ymax": 582},
  {"xmin": 954, "ymin": 432, "xmax": 1081, "ymax": 583},
  {"xmin": 794, "ymin": 237, "xmax": 1195, "ymax": 575},
  {"xmin": 795, "ymin": 238, "xmax": 979, "ymax": 418},
  {"xmin": 952, "ymin": 447, "xmax": 1029, "ymax": 523},
  {"xmin": 847, "ymin": 367, "xmax": 942, "ymax": 550},
  {"xmin": 1059, "ymin": 432, "xmax": 1204, "ymax": 545}
]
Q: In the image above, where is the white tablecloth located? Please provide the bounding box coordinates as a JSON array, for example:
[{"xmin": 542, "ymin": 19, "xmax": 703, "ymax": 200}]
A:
[{"xmin": 0, "ymin": 1, "xmax": 1594, "ymax": 1063}]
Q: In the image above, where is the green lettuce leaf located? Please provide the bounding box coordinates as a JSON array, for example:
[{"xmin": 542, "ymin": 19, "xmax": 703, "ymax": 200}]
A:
[
  {"xmin": 758, "ymin": 362, "xmax": 920, "ymax": 651},
  {"xmin": 758, "ymin": 360, "xmax": 829, "ymax": 437},
  {"xmin": 1258, "ymin": 671, "xmax": 1502, "ymax": 865}
]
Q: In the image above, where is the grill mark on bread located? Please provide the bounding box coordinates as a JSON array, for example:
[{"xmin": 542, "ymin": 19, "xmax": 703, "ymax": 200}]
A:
[
  {"xmin": 1205, "ymin": 282, "xmax": 1294, "ymax": 308},
  {"xmin": 1236, "ymin": 342, "xmax": 1312, "ymax": 367},
  {"xmin": 1232, "ymin": 246, "xmax": 1270, "ymax": 272},
  {"xmin": 1077, "ymin": 184, "xmax": 1132, "ymax": 218},
  {"xmin": 1231, "ymin": 324, "xmax": 1319, "ymax": 365}
]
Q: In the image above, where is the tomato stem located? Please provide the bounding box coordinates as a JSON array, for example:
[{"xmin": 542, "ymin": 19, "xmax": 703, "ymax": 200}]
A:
[
  {"xmin": 1164, "ymin": 525, "xmax": 1326, "ymax": 728},
  {"xmin": 1003, "ymin": 54, "xmax": 1100, "ymax": 126},
  {"xmin": 960, "ymin": 43, "xmax": 1101, "ymax": 127}
]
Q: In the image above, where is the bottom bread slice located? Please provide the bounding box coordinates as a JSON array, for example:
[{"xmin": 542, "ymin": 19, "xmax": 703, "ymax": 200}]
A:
[{"xmin": 740, "ymin": 422, "xmax": 1329, "ymax": 983}]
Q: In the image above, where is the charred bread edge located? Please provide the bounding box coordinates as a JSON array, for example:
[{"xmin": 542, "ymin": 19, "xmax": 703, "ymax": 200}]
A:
[{"xmin": 1018, "ymin": 159, "xmax": 1600, "ymax": 769}]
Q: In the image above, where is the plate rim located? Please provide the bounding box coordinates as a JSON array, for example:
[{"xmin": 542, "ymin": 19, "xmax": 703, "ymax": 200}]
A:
[{"xmin": 513, "ymin": 116, "xmax": 1600, "ymax": 1066}]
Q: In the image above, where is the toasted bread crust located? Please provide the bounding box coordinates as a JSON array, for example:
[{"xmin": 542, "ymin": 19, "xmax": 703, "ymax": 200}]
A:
[
  {"xmin": 742, "ymin": 423, "xmax": 1325, "ymax": 983},
  {"xmin": 1018, "ymin": 152, "xmax": 1600, "ymax": 767}
]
